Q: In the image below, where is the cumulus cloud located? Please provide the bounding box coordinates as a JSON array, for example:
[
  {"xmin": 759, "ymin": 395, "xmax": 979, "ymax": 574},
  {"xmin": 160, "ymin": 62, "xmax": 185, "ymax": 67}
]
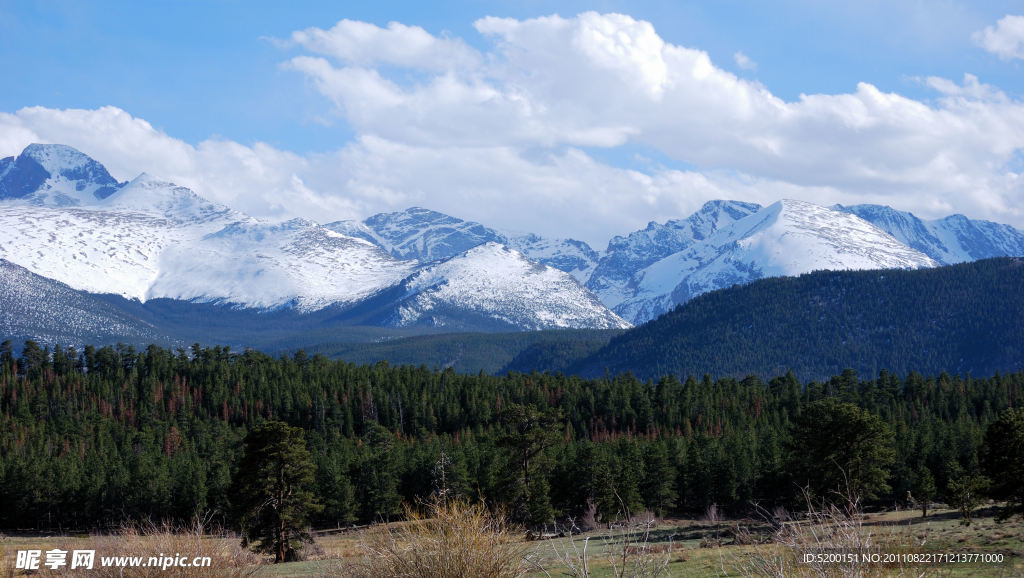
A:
[
  {"xmin": 282, "ymin": 12, "xmax": 1024, "ymax": 228},
  {"xmin": 973, "ymin": 14, "xmax": 1024, "ymax": 60},
  {"xmin": 290, "ymin": 19, "xmax": 480, "ymax": 71},
  {"xmin": 0, "ymin": 107, "xmax": 363, "ymax": 222},
  {"xmin": 5, "ymin": 12, "xmax": 1024, "ymax": 246}
]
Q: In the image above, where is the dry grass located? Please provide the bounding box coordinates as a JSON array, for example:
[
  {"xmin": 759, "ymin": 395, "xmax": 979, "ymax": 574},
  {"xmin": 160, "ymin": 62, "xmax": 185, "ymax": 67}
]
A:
[
  {"xmin": 728, "ymin": 495, "xmax": 931, "ymax": 577},
  {"xmin": 351, "ymin": 498, "xmax": 530, "ymax": 578},
  {"xmin": 3, "ymin": 519, "xmax": 260, "ymax": 577},
  {"xmin": 545, "ymin": 514, "xmax": 674, "ymax": 578},
  {"xmin": 5, "ymin": 506, "xmax": 1020, "ymax": 577}
]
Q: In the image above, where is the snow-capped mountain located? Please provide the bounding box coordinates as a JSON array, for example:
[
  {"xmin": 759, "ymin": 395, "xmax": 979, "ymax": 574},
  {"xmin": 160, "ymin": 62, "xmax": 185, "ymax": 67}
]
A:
[
  {"xmin": 833, "ymin": 204, "xmax": 1024, "ymax": 265},
  {"xmin": 329, "ymin": 207, "xmax": 599, "ymax": 283},
  {"xmin": 106, "ymin": 173, "xmax": 238, "ymax": 223},
  {"xmin": 610, "ymin": 200, "xmax": 938, "ymax": 323},
  {"xmin": 383, "ymin": 243, "xmax": 628, "ymax": 330},
  {"xmin": 148, "ymin": 218, "xmax": 417, "ymax": 311},
  {"xmin": 5, "ymin": 143, "xmax": 1024, "ymax": 340},
  {"xmin": 331, "ymin": 207, "xmax": 504, "ymax": 262},
  {"xmin": 586, "ymin": 200, "xmax": 761, "ymax": 309},
  {"xmin": 0, "ymin": 143, "xmax": 124, "ymax": 204},
  {"xmin": 0, "ymin": 144, "xmax": 625, "ymax": 332}
]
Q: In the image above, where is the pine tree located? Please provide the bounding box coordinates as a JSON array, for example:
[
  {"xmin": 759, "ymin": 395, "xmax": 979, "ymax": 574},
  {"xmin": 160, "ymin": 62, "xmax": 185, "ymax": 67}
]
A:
[
  {"xmin": 231, "ymin": 421, "xmax": 322, "ymax": 563},
  {"xmin": 911, "ymin": 466, "xmax": 936, "ymax": 518},
  {"xmin": 787, "ymin": 399, "xmax": 895, "ymax": 501},
  {"xmin": 981, "ymin": 407, "xmax": 1024, "ymax": 521},
  {"xmin": 640, "ymin": 441, "xmax": 677, "ymax": 516}
]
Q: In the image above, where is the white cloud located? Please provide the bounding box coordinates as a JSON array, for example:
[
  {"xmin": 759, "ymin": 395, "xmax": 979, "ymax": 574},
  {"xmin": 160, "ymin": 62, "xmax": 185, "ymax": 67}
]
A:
[
  {"xmin": 0, "ymin": 105, "xmax": 842, "ymax": 246},
  {"xmin": 5, "ymin": 13, "xmax": 1024, "ymax": 247},
  {"xmin": 283, "ymin": 13, "xmax": 1024, "ymax": 227},
  {"xmin": 0, "ymin": 107, "xmax": 362, "ymax": 223},
  {"xmin": 733, "ymin": 50, "xmax": 757, "ymax": 71},
  {"xmin": 290, "ymin": 19, "xmax": 480, "ymax": 71},
  {"xmin": 973, "ymin": 14, "xmax": 1024, "ymax": 60}
]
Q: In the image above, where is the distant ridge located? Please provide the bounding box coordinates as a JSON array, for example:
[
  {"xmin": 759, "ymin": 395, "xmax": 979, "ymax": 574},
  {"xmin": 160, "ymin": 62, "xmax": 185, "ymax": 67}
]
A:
[{"xmin": 569, "ymin": 258, "xmax": 1024, "ymax": 381}]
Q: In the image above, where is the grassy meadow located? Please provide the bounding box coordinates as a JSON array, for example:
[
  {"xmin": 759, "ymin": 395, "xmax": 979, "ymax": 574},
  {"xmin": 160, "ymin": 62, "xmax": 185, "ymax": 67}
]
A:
[{"xmin": 3, "ymin": 504, "xmax": 1021, "ymax": 577}]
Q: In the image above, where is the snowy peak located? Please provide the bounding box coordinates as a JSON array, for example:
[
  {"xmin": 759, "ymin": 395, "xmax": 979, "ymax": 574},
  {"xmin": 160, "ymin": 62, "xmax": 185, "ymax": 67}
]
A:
[
  {"xmin": 358, "ymin": 206, "xmax": 505, "ymax": 262},
  {"xmin": 389, "ymin": 242, "xmax": 630, "ymax": 330},
  {"xmin": 0, "ymin": 143, "xmax": 124, "ymax": 204},
  {"xmin": 105, "ymin": 173, "xmax": 238, "ymax": 223},
  {"xmin": 831, "ymin": 204, "xmax": 939, "ymax": 258},
  {"xmin": 22, "ymin": 143, "xmax": 117, "ymax": 187},
  {"xmin": 1, "ymin": 143, "xmax": 238, "ymax": 223},
  {"xmin": 609, "ymin": 200, "xmax": 938, "ymax": 324},
  {"xmin": 681, "ymin": 199, "xmax": 764, "ymax": 242},
  {"xmin": 504, "ymin": 234, "xmax": 599, "ymax": 284},
  {"xmin": 933, "ymin": 214, "xmax": 1024, "ymax": 262},
  {"xmin": 0, "ymin": 144, "xmax": 626, "ymax": 331},
  {"xmin": 725, "ymin": 200, "xmax": 937, "ymax": 275},
  {"xmin": 587, "ymin": 199, "xmax": 761, "ymax": 307},
  {"xmin": 333, "ymin": 206, "xmax": 601, "ymax": 283},
  {"xmin": 834, "ymin": 204, "xmax": 1024, "ymax": 265}
]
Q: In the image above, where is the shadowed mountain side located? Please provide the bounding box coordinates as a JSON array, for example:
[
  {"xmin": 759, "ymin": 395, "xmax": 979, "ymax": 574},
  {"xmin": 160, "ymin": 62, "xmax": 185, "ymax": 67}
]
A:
[{"xmin": 570, "ymin": 258, "xmax": 1024, "ymax": 381}]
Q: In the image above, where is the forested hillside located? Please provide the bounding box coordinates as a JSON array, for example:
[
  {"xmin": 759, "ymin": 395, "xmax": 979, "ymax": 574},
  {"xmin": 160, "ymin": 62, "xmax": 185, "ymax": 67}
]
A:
[
  {"xmin": 573, "ymin": 257, "xmax": 1024, "ymax": 380},
  {"xmin": 1, "ymin": 340, "xmax": 1019, "ymax": 529}
]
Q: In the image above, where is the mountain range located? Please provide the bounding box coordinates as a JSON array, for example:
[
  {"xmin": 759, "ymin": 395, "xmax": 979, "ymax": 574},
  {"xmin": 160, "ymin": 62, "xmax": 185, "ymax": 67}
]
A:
[{"xmin": 2, "ymin": 143, "xmax": 1024, "ymax": 349}]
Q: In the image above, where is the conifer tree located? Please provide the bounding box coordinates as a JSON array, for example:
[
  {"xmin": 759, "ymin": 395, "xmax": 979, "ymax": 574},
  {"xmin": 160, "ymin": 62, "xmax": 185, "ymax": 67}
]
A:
[
  {"xmin": 787, "ymin": 399, "xmax": 895, "ymax": 501},
  {"xmin": 231, "ymin": 421, "xmax": 322, "ymax": 563},
  {"xmin": 982, "ymin": 407, "xmax": 1024, "ymax": 521}
]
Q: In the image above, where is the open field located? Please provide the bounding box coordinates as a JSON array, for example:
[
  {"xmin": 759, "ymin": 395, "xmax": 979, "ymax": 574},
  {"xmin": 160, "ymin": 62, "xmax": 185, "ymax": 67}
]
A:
[{"xmin": 3, "ymin": 505, "xmax": 1021, "ymax": 576}]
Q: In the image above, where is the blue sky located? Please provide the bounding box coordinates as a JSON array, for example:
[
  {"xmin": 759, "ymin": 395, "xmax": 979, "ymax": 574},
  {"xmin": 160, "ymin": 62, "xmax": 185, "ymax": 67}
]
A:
[{"xmin": 2, "ymin": 1, "xmax": 1024, "ymax": 244}]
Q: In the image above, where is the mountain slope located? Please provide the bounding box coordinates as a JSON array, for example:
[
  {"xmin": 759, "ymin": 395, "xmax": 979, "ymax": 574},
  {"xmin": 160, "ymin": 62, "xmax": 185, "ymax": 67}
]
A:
[
  {"xmin": 0, "ymin": 143, "xmax": 124, "ymax": 204},
  {"xmin": 835, "ymin": 203, "xmax": 1024, "ymax": 265},
  {"xmin": 586, "ymin": 200, "xmax": 761, "ymax": 308},
  {"xmin": 0, "ymin": 259, "xmax": 171, "ymax": 346},
  {"xmin": 572, "ymin": 257, "xmax": 1024, "ymax": 381},
  {"xmin": 328, "ymin": 207, "xmax": 600, "ymax": 282},
  {"xmin": 149, "ymin": 219, "xmax": 418, "ymax": 310},
  {"xmin": 611, "ymin": 200, "xmax": 937, "ymax": 323},
  {"xmin": 360, "ymin": 243, "xmax": 629, "ymax": 330}
]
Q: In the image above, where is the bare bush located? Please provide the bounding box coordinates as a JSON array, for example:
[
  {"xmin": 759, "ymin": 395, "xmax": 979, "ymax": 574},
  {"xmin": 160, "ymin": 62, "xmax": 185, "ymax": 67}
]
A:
[
  {"xmin": 731, "ymin": 489, "xmax": 924, "ymax": 577},
  {"xmin": 354, "ymin": 497, "xmax": 529, "ymax": 578},
  {"xmin": 547, "ymin": 500, "xmax": 672, "ymax": 578},
  {"xmin": 772, "ymin": 505, "xmax": 791, "ymax": 524}
]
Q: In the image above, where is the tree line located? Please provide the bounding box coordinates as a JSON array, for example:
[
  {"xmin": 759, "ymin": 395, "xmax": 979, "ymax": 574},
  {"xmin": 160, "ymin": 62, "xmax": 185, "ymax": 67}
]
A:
[{"xmin": 0, "ymin": 339, "xmax": 1021, "ymax": 531}]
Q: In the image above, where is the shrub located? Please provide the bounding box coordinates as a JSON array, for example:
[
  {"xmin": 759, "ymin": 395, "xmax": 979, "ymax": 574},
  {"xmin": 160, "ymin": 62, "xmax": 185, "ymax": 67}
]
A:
[
  {"xmin": 354, "ymin": 497, "xmax": 528, "ymax": 578},
  {"xmin": 50, "ymin": 519, "xmax": 260, "ymax": 577}
]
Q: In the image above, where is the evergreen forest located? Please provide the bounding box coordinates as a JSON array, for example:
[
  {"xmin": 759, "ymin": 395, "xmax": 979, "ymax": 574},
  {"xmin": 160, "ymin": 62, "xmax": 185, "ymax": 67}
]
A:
[
  {"xmin": 1, "ymin": 339, "xmax": 1020, "ymax": 530},
  {"xmin": 571, "ymin": 257, "xmax": 1024, "ymax": 380}
]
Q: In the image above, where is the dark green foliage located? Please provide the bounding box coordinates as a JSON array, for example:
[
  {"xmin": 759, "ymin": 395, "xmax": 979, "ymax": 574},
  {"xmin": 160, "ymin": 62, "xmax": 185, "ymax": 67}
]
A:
[
  {"xmin": 356, "ymin": 424, "xmax": 402, "ymax": 521},
  {"xmin": 573, "ymin": 258, "xmax": 1024, "ymax": 381},
  {"xmin": 981, "ymin": 407, "xmax": 1024, "ymax": 521},
  {"xmin": 0, "ymin": 339, "xmax": 1021, "ymax": 531},
  {"xmin": 497, "ymin": 404, "xmax": 562, "ymax": 526},
  {"xmin": 912, "ymin": 466, "xmax": 936, "ymax": 518},
  {"xmin": 947, "ymin": 473, "xmax": 989, "ymax": 526},
  {"xmin": 787, "ymin": 399, "xmax": 896, "ymax": 501},
  {"xmin": 232, "ymin": 421, "xmax": 322, "ymax": 563},
  {"xmin": 640, "ymin": 441, "xmax": 677, "ymax": 517}
]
